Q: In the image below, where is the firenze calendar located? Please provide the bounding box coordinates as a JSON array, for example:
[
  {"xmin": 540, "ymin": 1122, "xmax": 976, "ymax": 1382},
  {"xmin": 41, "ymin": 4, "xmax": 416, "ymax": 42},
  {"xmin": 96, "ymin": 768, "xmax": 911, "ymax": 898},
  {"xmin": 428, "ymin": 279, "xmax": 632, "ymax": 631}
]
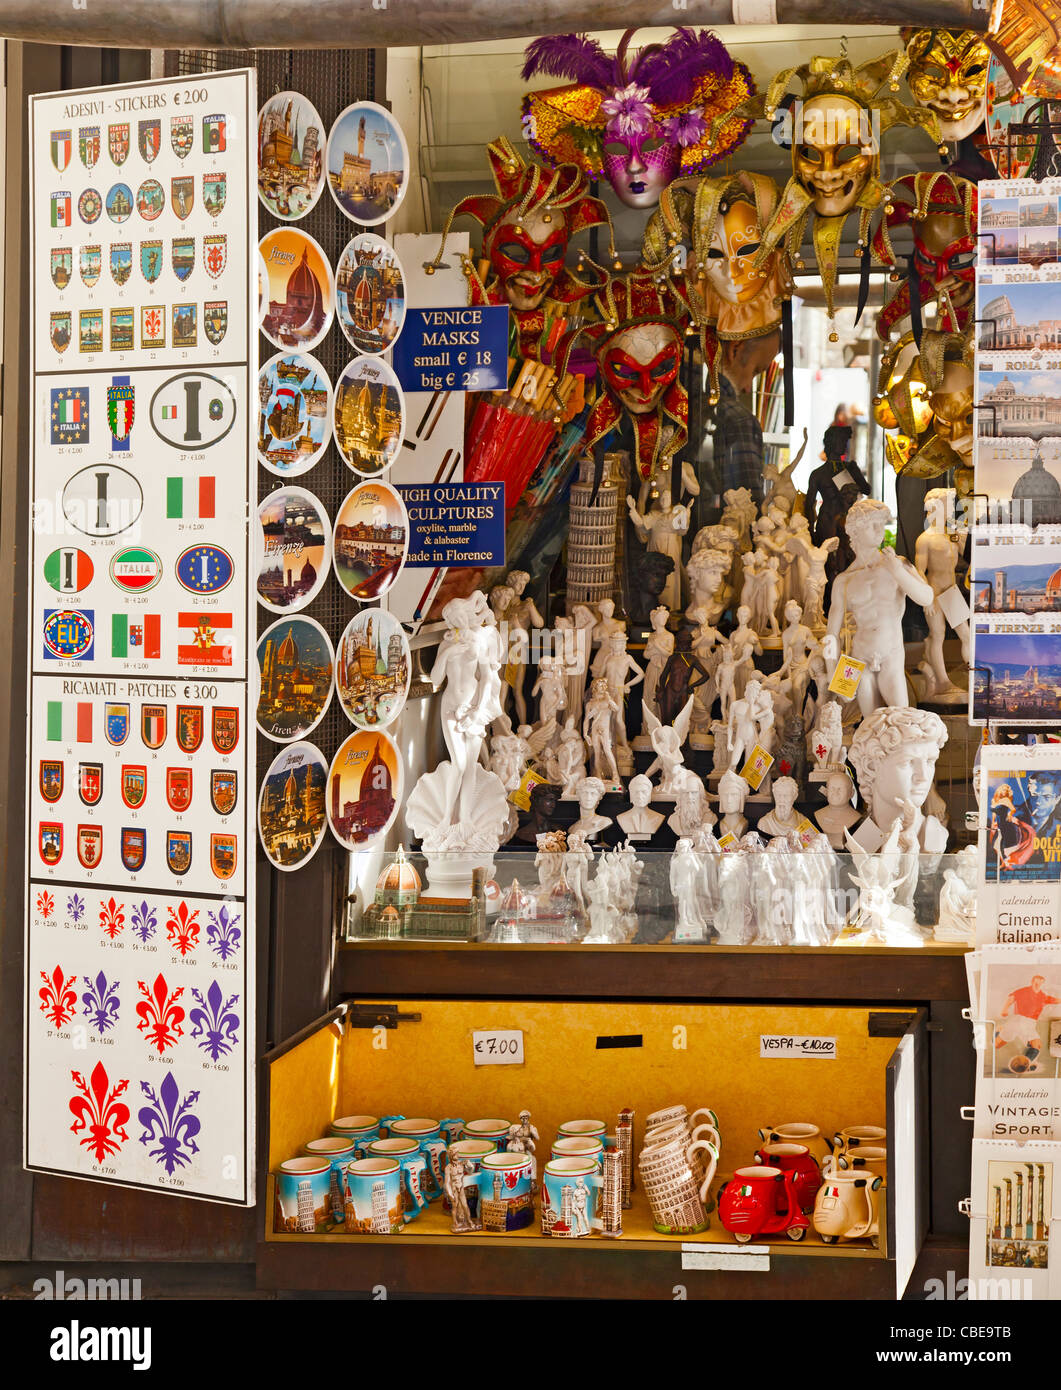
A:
[{"xmin": 24, "ymin": 69, "xmax": 257, "ymax": 1204}]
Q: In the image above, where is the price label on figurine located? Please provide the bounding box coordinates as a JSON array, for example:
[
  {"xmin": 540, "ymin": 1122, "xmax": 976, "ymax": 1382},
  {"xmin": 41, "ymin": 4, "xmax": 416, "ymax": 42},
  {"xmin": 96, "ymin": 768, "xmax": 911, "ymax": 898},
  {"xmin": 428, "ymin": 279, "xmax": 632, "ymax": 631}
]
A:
[
  {"xmin": 937, "ymin": 582, "xmax": 970, "ymax": 628},
  {"xmin": 717, "ymin": 832, "xmax": 739, "ymax": 852},
  {"xmin": 472, "ymin": 1028, "xmax": 525, "ymax": 1066},
  {"xmin": 829, "ymin": 654, "xmax": 866, "ymax": 699},
  {"xmin": 509, "ymin": 765, "xmax": 548, "ymax": 811},
  {"xmin": 739, "ymin": 745, "xmax": 773, "ymax": 791}
]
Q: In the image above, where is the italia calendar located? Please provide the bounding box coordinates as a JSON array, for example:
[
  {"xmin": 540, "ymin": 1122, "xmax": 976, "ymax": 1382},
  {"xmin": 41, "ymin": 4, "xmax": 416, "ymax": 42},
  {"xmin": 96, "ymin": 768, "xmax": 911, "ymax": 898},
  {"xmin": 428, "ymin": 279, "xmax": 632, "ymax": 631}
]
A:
[{"xmin": 24, "ymin": 69, "xmax": 257, "ymax": 1204}]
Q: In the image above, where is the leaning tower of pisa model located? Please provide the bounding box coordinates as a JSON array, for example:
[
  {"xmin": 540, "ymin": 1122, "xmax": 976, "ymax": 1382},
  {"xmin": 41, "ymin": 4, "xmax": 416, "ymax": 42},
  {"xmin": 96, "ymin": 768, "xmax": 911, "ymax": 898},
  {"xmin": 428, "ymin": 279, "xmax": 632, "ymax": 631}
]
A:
[{"xmin": 566, "ymin": 452, "xmax": 620, "ymax": 614}]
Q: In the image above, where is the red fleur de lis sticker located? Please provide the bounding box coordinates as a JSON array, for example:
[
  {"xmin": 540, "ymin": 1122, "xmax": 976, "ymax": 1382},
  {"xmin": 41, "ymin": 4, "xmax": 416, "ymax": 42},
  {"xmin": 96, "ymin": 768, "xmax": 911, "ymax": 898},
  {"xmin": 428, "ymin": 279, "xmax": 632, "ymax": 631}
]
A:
[
  {"xmin": 99, "ymin": 897, "xmax": 126, "ymax": 939},
  {"xmin": 135, "ymin": 972, "xmax": 185, "ymax": 1054},
  {"xmin": 70, "ymin": 1061, "xmax": 130, "ymax": 1162},
  {"xmin": 166, "ymin": 901, "xmax": 200, "ymax": 956},
  {"xmin": 815, "ymin": 743, "xmax": 827, "ymax": 761},
  {"xmin": 39, "ymin": 965, "xmax": 77, "ymax": 1027},
  {"xmin": 36, "ymin": 890, "xmax": 55, "ymax": 919}
]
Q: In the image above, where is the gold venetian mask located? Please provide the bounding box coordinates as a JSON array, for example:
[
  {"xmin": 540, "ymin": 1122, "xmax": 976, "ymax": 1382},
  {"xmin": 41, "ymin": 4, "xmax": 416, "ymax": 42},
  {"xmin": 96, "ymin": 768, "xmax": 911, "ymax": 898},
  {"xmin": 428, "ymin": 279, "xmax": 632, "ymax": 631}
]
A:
[
  {"xmin": 703, "ymin": 197, "xmax": 763, "ymax": 304},
  {"xmin": 929, "ymin": 357, "xmax": 974, "ymax": 465},
  {"xmin": 794, "ymin": 94, "xmax": 877, "ymax": 218},
  {"xmin": 905, "ymin": 28, "xmax": 989, "ymax": 142}
]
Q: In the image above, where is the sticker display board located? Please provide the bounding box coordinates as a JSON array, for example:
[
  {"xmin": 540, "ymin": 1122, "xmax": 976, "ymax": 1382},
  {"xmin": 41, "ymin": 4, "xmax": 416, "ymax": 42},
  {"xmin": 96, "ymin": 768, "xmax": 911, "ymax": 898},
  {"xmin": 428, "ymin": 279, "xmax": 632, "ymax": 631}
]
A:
[{"xmin": 24, "ymin": 70, "xmax": 257, "ymax": 1205}]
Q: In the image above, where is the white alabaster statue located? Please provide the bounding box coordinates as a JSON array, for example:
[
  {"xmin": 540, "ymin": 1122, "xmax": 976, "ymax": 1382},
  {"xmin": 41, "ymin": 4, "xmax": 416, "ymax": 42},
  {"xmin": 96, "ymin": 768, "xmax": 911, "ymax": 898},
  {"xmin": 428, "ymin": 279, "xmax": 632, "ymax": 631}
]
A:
[
  {"xmin": 936, "ymin": 844, "xmax": 977, "ymax": 944},
  {"xmin": 848, "ymin": 706, "xmax": 948, "ymax": 856},
  {"xmin": 914, "ymin": 487, "xmax": 971, "ymax": 703},
  {"xmin": 728, "ymin": 605, "xmax": 762, "ymax": 701},
  {"xmin": 841, "ymin": 817, "xmax": 923, "ymax": 948},
  {"xmin": 643, "ymin": 695, "xmax": 695, "ymax": 800},
  {"xmin": 405, "ymin": 594, "xmax": 510, "ymax": 894},
  {"xmin": 685, "ymin": 546, "xmax": 731, "ymax": 626},
  {"xmin": 688, "ymin": 607, "xmax": 723, "ymax": 746},
  {"xmin": 627, "ymin": 495, "xmax": 692, "ymax": 611},
  {"xmin": 757, "ymin": 776, "xmax": 804, "ymax": 841},
  {"xmin": 564, "ymin": 828, "xmax": 594, "ymax": 920},
  {"xmin": 583, "ymin": 854, "xmax": 622, "ymax": 943},
  {"xmin": 591, "ymin": 629, "xmax": 643, "ymax": 776},
  {"xmin": 488, "ymin": 730, "xmax": 525, "ymax": 793},
  {"xmin": 787, "ymin": 533, "xmax": 839, "ymax": 634},
  {"xmin": 671, "ymin": 838, "xmax": 711, "ymax": 942},
  {"xmin": 505, "ymin": 571, "xmax": 545, "ymax": 727},
  {"xmin": 741, "ymin": 550, "xmax": 782, "ymax": 642},
  {"xmin": 668, "ymin": 767, "xmax": 717, "ymax": 840},
  {"xmin": 808, "ymin": 699, "xmax": 846, "ymax": 779},
  {"xmin": 826, "ymin": 498, "xmax": 934, "ymax": 714},
  {"xmin": 721, "ymin": 487, "xmax": 757, "ymax": 550},
  {"xmin": 582, "ymin": 677, "xmax": 622, "ymax": 790},
  {"xmin": 717, "ymin": 769, "xmax": 749, "ymax": 842},
  {"xmin": 714, "ymin": 644, "xmax": 739, "ymax": 725},
  {"xmin": 562, "ymin": 606, "xmax": 597, "ymax": 727},
  {"xmin": 617, "ymin": 774, "xmax": 665, "ymax": 841},
  {"xmin": 590, "ymin": 597, "xmax": 626, "ymax": 649},
  {"xmin": 556, "ymin": 717, "xmax": 588, "ymax": 800},
  {"xmin": 571, "ymin": 775, "xmax": 612, "ymax": 842},
  {"xmin": 814, "ymin": 770, "xmax": 861, "ymax": 849},
  {"xmin": 531, "ymin": 653, "xmax": 567, "ymax": 737},
  {"xmin": 641, "ymin": 606, "xmax": 674, "ymax": 725},
  {"xmin": 715, "ymin": 840, "xmax": 756, "ymax": 944}
]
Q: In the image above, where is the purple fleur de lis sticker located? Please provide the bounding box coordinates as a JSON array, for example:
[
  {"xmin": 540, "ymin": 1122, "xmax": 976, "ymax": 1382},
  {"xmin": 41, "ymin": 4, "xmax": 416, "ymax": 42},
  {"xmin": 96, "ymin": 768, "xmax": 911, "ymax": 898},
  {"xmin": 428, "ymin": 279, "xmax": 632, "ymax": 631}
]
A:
[
  {"xmin": 67, "ymin": 893, "xmax": 86, "ymax": 924},
  {"xmin": 189, "ymin": 981, "xmax": 240, "ymax": 1061},
  {"xmin": 82, "ymin": 970, "xmax": 121, "ymax": 1034},
  {"xmin": 131, "ymin": 900, "xmax": 157, "ymax": 943},
  {"xmin": 138, "ymin": 1072, "xmax": 201, "ymax": 1174},
  {"xmin": 206, "ymin": 902, "xmax": 241, "ymax": 961}
]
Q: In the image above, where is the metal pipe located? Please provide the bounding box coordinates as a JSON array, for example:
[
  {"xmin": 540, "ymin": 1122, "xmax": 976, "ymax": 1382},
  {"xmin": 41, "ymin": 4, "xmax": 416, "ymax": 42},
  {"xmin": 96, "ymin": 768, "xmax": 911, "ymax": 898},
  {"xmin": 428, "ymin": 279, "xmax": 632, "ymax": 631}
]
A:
[{"xmin": 0, "ymin": 0, "xmax": 991, "ymax": 49}]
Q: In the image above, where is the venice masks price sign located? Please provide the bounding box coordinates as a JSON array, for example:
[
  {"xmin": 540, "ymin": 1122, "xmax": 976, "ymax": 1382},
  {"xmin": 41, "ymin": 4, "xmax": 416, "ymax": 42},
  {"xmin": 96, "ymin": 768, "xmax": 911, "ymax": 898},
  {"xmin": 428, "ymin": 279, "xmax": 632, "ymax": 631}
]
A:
[{"xmin": 24, "ymin": 69, "xmax": 257, "ymax": 1204}]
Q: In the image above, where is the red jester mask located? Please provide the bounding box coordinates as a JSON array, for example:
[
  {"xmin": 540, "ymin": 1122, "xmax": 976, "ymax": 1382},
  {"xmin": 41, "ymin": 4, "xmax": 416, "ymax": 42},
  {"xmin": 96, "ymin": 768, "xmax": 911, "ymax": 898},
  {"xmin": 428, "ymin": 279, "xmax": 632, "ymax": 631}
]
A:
[
  {"xmin": 485, "ymin": 205, "xmax": 570, "ymax": 312},
  {"xmin": 600, "ymin": 323, "xmax": 683, "ymax": 413}
]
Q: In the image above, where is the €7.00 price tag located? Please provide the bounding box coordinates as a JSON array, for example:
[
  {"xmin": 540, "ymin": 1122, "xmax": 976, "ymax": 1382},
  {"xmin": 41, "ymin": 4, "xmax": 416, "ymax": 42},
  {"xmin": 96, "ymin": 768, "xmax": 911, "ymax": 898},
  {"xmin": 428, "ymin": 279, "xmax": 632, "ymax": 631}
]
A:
[{"xmin": 472, "ymin": 1028, "xmax": 525, "ymax": 1066}]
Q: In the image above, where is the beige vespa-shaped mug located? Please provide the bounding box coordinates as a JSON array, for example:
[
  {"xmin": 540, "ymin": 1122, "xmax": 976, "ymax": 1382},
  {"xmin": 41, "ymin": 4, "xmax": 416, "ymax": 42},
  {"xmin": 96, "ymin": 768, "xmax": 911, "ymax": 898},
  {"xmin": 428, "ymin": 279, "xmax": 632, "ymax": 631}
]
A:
[
  {"xmin": 836, "ymin": 1146, "xmax": 887, "ymax": 1180},
  {"xmin": 757, "ymin": 1123, "xmax": 829, "ymax": 1165},
  {"xmin": 832, "ymin": 1125, "xmax": 886, "ymax": 1154},
  {"xmin": 813, "ymin": 1169, "xmax": 883, "ymax": 1244}
]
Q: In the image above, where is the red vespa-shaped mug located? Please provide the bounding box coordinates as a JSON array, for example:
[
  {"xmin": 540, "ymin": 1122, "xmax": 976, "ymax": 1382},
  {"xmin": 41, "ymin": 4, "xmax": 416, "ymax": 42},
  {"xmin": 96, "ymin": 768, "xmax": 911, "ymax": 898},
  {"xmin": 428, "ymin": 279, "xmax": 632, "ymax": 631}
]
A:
[
  {"xmin": 753, "ymin": 1141, "xmax": 822, "ymax": 1214},
  {"xmin": 717, "ymin": 1165, "xmax": 809, "ymax": 1242}
]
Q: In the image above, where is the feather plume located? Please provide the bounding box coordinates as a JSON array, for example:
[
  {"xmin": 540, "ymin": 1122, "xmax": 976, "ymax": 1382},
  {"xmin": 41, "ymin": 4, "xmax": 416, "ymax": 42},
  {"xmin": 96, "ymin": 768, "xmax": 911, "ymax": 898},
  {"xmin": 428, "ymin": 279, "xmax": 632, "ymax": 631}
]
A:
[
  {"xmin": 521, "ymin": 34, "xmax": 616, "ymax": 90},
  {"xmin": 636, "ymin": 28, "xmax": 733, "ymax": 108}
]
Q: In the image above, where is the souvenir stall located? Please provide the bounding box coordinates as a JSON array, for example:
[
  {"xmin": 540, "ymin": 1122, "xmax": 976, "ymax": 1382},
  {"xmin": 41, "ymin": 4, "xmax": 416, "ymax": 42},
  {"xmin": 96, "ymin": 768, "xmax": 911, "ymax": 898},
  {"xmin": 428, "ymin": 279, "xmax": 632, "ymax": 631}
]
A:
[{"xmin": 8, "ymin": 0, "xmax": 1061, "ymax": 1304}]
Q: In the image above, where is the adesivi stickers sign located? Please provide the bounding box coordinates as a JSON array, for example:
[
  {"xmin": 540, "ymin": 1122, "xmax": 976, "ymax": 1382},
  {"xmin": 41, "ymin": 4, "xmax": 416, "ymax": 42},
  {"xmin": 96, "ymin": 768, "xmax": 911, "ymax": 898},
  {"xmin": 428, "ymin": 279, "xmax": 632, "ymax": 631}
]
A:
[{"xmin": 109, "ymin": 546, "xmax": 161, "ymax": 592}]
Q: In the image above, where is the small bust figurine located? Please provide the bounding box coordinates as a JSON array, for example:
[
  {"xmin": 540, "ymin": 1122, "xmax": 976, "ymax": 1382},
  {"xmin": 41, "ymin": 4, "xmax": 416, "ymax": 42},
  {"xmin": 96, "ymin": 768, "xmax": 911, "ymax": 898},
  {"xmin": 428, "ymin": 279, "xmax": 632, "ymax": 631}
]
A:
[
  {"xmin": 572, "ymin": 775, "xmax": 612, "ymax": 842},
  {"xmin": 617, "ymin": 774, "xmax": 665, "ymax": 842},
  {"xmin": 591, "ymin": 597, "xmax": 626, "ymax": 648},
  {"xmin": 717, "ymin": 769, "xmax": 749, "ymax": 842},
  {"xmin": 757, "ymin": 775, "xmax": 804, "ymax": 841},
  {"xmin": 514, "ymin": 781, "xmax": 560, "ymax": 845},
  {"xmin": 815, "ymin": 770, "xmax": 861, "ymax": 849},
  {"xmin": 668, "ymin": 767, "xmax": 718, "ymax": 840}
]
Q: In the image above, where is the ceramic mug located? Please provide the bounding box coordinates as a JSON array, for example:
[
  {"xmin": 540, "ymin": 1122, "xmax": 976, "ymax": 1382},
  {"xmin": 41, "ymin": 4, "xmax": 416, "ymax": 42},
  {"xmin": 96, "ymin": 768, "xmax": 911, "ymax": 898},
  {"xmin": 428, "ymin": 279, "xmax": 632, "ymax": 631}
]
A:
[
  {"xmin": 303, "ymin": 1137, "xmax": 358, "ymax": 1223},
  {"xmin": 718, "ymin": 1165, "xmax": 808, "ymax": 1242},
  {"xmin": 832, "ymin": 1125, "xmax": 886, "ymax": 1154},
  {"xmin": 551, "ymin": 1136, "xmax": 604, "ymax": 1164},
  {"xmin": 541, "ymin": 1158, "xmax": 603, "ymax": 1237},
  {"xmin": 275, "ymin": 1156, "xmax": 332, "ymax": 1234},
  {"xmin": 557, "ymin": 1119, "xmax": 609, "ymax": 1149},
  {"xmin": 638, "ymin": 1141, "xmax": 713, "ymax": 1236},
  {"xmin": 342, "ymin": 1157, "xmax": 404, "ymax": 1235},
  {"xmin": 364, "ymin": 1137, "xmax": 430, "ymax": 1222},
  {"xmin": 477, "ymin": 1151, "xmax": 535, "ymax": 1231},
  {"xmin": 836, "ymin": 1145, "xmax": 887, "ymax": 1180},
  {"xmin": 757, "ymin": 1122, "xmax": 830, "ymax": 1165},
  {"xmin": 813, "ymin": 1169, "xmax": 883, "ymax": 1243},
  {"xmin": 461, "ymin": 1118, "xmax": 511, "ymax": 1148},
  {"xmin": 753, "ymin": 1142, "xmax": 822, "ymax": 1214},
  {"xmin": 329, "ymin": 1114, "xmax": 382, "ymax": 1154},
  {"xmin": 385, "ymin": 1117, "xmax": 456, "ymax": 1201}
]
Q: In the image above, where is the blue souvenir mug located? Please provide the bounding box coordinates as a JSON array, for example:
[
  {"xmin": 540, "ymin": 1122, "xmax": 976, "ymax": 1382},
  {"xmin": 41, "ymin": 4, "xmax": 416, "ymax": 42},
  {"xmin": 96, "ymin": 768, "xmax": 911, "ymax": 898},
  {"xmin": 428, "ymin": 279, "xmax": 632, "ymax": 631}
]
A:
[
  {"xmin": 384, "ymin": 1117, "xmax": 461, "ymax": 1201},
  {"xmin": 541, "ymin": 1157, "xmax": 604, "ymax": 1238},
  {"xmin": 444, "ymin": 1138, "xmax": 497, "ymax": 1215},
  {"xmin": 303, "ymin": 1137, "xmax": 358, "ymax": 1223},
  {"xmin": 461, "ymin": 1118, "xmax": 511, "ymax": 1148},
  {"xmin": 476, "ymin": 1150, "xmax": 535, "ymax": 1232},
  {"xmin": 364, "ymin": 1137, "xmax": 430, "ymax": 1222},
  {"xmin": 342, "ymin": 1157, "xmax": 404, "ymax": 1235},
  {"xmin": 275, "ymin": 1156, "xmax": 332, "ymax": 1234},
  {"xmin": 329, "ymin": 1114, "xmax": 382, "ymax": 1155}
]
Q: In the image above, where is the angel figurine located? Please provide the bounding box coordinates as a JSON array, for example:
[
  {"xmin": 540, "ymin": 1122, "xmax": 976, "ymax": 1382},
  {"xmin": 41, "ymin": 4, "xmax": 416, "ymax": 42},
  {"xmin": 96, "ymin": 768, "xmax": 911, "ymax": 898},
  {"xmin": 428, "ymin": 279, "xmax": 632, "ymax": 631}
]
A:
[
  {"xmin": 787, "ymin": 533, "xmax": 839, "ymax": 634},
  {"xmin": 643, "ymin": 695, "xmax": 695, "ymax": 800},
  {"xmin": 840, "ymin": 818, "xmax": 923, "ymax": 948}
]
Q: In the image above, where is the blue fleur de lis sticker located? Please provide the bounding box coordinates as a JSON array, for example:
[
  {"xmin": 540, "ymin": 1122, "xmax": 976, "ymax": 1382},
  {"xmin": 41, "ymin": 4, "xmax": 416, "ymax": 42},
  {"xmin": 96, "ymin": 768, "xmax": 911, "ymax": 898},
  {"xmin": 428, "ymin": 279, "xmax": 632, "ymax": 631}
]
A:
[
  {"xmin": 131, "ymin": 900, "xmax": 158, "ymax": 943},
  {"xmin": 189, "ymin": 980, "xmax": 240, "ymax": 1060},
  {"xmin": 207, "ymin": 902, "xmax": 241, "ymax": 961},
  {"xmin": 82, "ymin": 970, "xmax": 121, "ymax": 1034},
  {"xmin": 138, "ymin": 1072, "xmax": 201, "ymax": 1174},
  {"xmin": 67, "ymin": 893, "xmax": 86, "ymax": 925}
]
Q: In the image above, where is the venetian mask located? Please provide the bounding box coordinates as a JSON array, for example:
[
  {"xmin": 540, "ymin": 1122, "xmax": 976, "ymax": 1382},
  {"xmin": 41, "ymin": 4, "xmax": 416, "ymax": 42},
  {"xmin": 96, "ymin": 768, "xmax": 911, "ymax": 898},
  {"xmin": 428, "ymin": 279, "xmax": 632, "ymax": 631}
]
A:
[
  {"xmin": 600, "ymin": 322, "xmax": 683, "ymax": 414},
  {"xmin": 794, "ymin": 94, "xmax": 877, "ymax": 218},
  {"xmin": 486, "ymin": 204, "xmax": 569, "ymax": 312},
  {"xmin": 904, "ymin": 28, "xmax": 990, "ymax": 142},
  {"xmin": 703, "ymin": 197, "xmax": 762, "ymax": 303},
  {"xmin": 601, "ymin": 125, "xmax": 682, "ymax": 210},
  {"xmin": 911, "ymin": 208, "xmax": 976, "ymax": 314},
  {"xmin": 928, "ymin": 357, "xmax": 974, "ymax": 465}
]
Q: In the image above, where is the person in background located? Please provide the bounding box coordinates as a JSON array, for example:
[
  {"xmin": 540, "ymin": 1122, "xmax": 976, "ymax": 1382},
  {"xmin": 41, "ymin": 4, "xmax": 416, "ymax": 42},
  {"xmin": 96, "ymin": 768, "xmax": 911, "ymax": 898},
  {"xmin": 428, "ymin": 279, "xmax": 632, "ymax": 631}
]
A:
[{"xmin": 805, "ymin": 423, "xmax": 871, "ymax": 546}]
